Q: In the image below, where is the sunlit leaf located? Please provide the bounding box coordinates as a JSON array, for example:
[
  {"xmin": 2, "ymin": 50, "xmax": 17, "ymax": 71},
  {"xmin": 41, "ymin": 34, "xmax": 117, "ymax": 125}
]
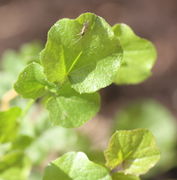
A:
[
  {"xmin": 104, "ymin": 129, "xmax": 160, "ymax": 176},
  {"xmin": 46, "ymin": 84, "xmax": 100, "ymax": 127},
  {"xmin": 41, "ymin": 12, "xmax": 122, "ymax": 93},
  {"xmin": 43, "ymin": 152, "xmax": 111, "ymax": 180},
  {"xmin": 113, "ymin": 24, "xmax": 156, "ymax": 84},
  {"xmin": 114, "ymin": 100, "xmax": 177, "ymax": 172}
]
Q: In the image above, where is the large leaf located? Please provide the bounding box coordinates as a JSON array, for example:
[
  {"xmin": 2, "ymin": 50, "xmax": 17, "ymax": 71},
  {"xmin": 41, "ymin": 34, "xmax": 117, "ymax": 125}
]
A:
[
  {"xmin": 112, "ymin": 173, "xmax": 140, "ymax": 180},
  {"xmin": 43, "ymin": 152, "xmax": 112, "ymax": 180},
  {"xmin": 0, "ymin": 107, "xmax": 21, "ymax": 143},
  {"xmin": 46, "ymin": 84, "xmax": 100, "ymax": 127},
  {"xmin": 114, "ymin": 100, "xmax": 177, "ymax": 172},
  {"xmin": 41, "ymin": 12, "xmax": 122, "ymax": 93},
  {"xmin": 104, "ymin": 129, "xmax": 160, "ymax": 176},
  {"xmin": 14, "ymin": 62, "xmax": 50, "ymax": 99},
  {"xmin": 113, "ymin": 24, "xmax": 157, "ymax": 84}
]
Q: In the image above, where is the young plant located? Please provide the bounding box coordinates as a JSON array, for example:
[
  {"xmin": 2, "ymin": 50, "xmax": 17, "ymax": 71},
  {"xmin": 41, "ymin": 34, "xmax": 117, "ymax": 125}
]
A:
[
  {"xmin": 43, "ymin": 129, "xmax": 160, "ymax": 180},
  {"xmin": 113, "ymin": 99, "xmax": 177, "ymax": 175},
  {"xmin": 14, "ymin": 12, "xmax": 156, "ymax": 128},
  {"xmin": 0, "ymin": 12, "xmax": 159, "ymax": 180}
]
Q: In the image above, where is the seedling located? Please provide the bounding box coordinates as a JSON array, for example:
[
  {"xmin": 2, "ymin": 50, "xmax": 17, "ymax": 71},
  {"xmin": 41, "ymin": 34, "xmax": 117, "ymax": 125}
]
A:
[{"xmin": 0, "ymin": 13, "xmax": 159, "ymax": 180}]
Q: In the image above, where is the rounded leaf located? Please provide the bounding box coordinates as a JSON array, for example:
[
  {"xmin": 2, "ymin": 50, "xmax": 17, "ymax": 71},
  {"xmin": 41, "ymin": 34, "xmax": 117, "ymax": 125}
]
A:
[
  {"xmin": 43, "ymin": 152, "xmax": 112, "ymax": 180},
  {"xmin": 114, "ymin": 100, "xmax": 177, "ymax": 172},
  {"xmin": 104, "ymin": 129, "xmax": 160, "ymax": 176},
  {"xmin": 46, "ymin": 85, "xmax": 100, "ymax": 128},
  {"xmin": 14, "ymin": 63, "xmax": 48, "ymax": 99},
  {"xmin": 41, "ymin": 12, "xmax": 122, "ymax": 93},
  {"xmin": 113, "ymin": 24, "xmax": 157, "ymax": 84}
]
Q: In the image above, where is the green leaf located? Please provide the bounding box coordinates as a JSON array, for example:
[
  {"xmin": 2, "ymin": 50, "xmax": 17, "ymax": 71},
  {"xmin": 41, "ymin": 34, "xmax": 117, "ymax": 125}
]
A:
[
  {"xmin": 0, "ymin": 156, "xmax": 31, "ymax": 180},
  {"xmin": 0, "ymin": 150, "xmax": 24, "ymax": 172},
  {"xmin": 14, "ymin": 62, "xmax": 49, "ymax": 99},
  {"xmin": 112, "ymin": 172, "xmax": 140, "ymax": 180},
  {"xmin": 25, "ymin": 108, "xmax": 92, "ymax": 165},
  {"xmin": 113, "ymin": 24, "xmax": 157, "ymax": 84},
  {"xmin": 114, "ymin": 100, "xmax": 177, "ymax": 172},
  {"xmin": 104, "ymin": 129, "xmax": 160, "ymax": 176},
  {"xmin": 46, "ymin": 84, "xmax": 100, "ymax": 127},
  {"xmin": 43, "ymin": 152, "xmax": 112, "ymax": 180},
  {"xmin": 0, "ymin": 107, "xmax": 21, "ymax": 143},
  {"xmin": 0, "ymin": 41, "xmax": 43, "ymax": 99},
  {"xmin": 41, "ymin": 12, "xmax": 122, "ymax": 93}
]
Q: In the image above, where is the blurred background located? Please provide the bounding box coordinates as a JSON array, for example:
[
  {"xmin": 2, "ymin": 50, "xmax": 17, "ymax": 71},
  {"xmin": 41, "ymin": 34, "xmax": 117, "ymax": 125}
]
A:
[{"xmin": 0, "ymin": 0, "xmax": 177, "ymax": 179}]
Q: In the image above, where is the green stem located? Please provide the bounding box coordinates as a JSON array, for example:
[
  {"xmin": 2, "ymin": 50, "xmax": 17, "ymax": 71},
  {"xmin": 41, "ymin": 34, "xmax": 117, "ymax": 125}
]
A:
[{"xmin": 21, "ymin": 99, "xmax": 35, "ymax": 119}]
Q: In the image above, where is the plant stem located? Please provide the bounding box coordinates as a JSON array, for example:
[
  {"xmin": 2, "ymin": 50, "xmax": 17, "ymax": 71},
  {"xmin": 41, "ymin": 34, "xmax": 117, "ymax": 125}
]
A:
[
  {"xmin": 0, "ymin": 89, "xmax": 18, "ymax": 110},
  {"xmin": 21, "ymin": 99, "xmax": 35, "ymax": 119}
]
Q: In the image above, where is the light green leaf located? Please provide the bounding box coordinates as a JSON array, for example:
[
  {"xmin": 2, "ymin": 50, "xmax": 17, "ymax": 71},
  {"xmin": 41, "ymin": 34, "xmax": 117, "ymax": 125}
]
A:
[
  {"xmin": 14, "ymin": 62, "xmax": 50, "ymax": 99},
  {"xmin": 46, "ymin": 84, "xmax": 100, "ymax": 127},
  {"xmin": 43, "ymin": 152, "xmax": 112, "ymax": 180},
  {"xmin": 114, "ymin": 100, "xmax": 177, "ymax": 172},
  {"xmin": 0, "ymin": 150, "xmax": 23, "ymax": 172},
  {"xmin": 0, "ymin": 156, "xmax": 31, "ymax": 180},
  {"xmin": 112, "ymin": 172, "xmax": 140, "ymax": 180},
  {"xmin": 113, "ymin": 24, "xmax": 157, "ymax": 84},
  {"xmin": 41, "ymin": 12, "xmax": 122, "ymax": 93},
  {"xmin": 104, "ymin": 129, "xmax": 160, "ymax": 176},
  {"xmin": 0, "ymin": 107, "xmax": 21, "ymax": 143}
]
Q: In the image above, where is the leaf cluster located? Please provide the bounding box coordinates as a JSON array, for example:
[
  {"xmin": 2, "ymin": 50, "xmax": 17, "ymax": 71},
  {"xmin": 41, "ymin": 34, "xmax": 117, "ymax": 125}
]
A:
[
  {"xmin": 14, "ymin": 13, "xmax": 156, "ymax": 128},
  {"xmin": 43, "ymin": 129, "xmax": 160, "ymax": 180}
]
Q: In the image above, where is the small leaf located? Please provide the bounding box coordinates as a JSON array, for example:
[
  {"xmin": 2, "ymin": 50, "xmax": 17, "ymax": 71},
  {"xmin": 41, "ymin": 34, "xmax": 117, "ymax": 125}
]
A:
[
  {"xmin": 41, "ymin": 12, "xmax": 122, "ymax": 93},
  {"xmin": 112, "ymin": 172, "xmax": 140, "ymax": 180},
  {"xmin": 46, "ymin": 85, "xmax": 100, "ymax": 127},
  {"xmin": 114, "ymin": 100, "xmax": 177, "ymax": 172},
  {"xmin": 14, "ymin": 62, "xmax": 49, "ymax": 99},
  {"xmin": 104, "ymin": 129, "xmax": 160, "ymax": 176},
  {"xmin": 113, "ymin": 24, "xmax": 157, "ymax": 84},
  {"xmin": 0, "ymin": 107, "xmax": 21, "ymax": 143},
  {"xmin": 43, "ymin": 152, "xmax": 112, "ymax": 180}
]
